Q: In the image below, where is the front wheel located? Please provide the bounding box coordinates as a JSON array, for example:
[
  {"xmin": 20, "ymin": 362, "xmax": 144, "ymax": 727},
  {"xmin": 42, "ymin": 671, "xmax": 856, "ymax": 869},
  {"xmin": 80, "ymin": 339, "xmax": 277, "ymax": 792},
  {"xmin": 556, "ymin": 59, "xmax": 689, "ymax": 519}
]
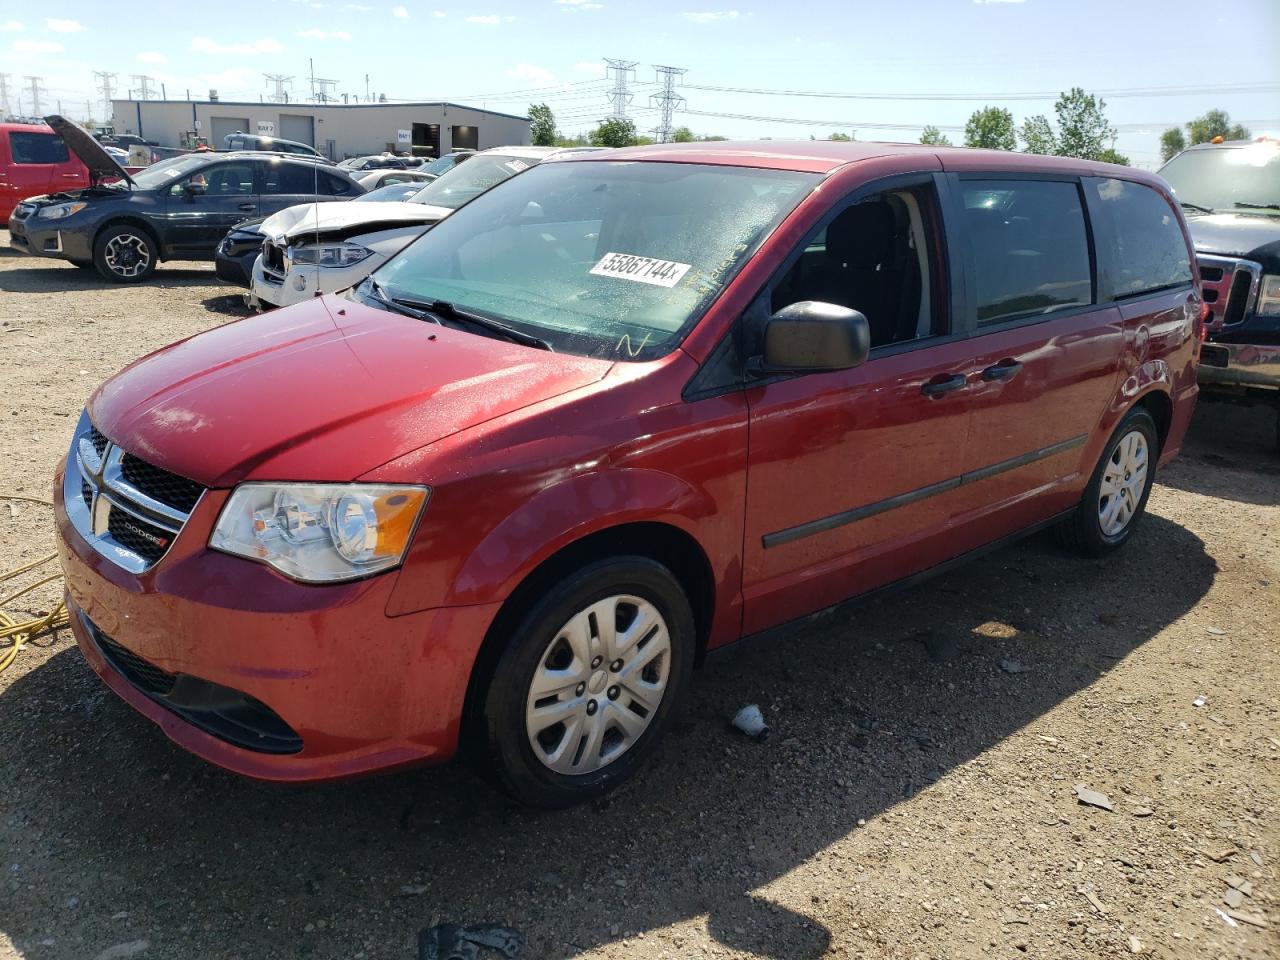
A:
[
  {"xmin": 1059, "ymin": 407, "xmax": 1158, "ymax": 556},
  {"xmin": 477, "ymin": 556, "xmax": 695, "ymax": 808},
  {"xmin": 93, "ymin": 224, "xmax": 157, "ymax": 283}
]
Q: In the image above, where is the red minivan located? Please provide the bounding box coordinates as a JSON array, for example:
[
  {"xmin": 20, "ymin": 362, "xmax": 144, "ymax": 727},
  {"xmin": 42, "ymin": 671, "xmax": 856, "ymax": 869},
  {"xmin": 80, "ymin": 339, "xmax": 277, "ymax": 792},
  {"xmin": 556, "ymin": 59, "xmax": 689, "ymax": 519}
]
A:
[
  {"xmin": 54, "ymin": 141, "xmax": 1201, "ymax": 806},
  {"xmin": 0, "ymin": 122, "xmax": 89, "ymax": 225}
]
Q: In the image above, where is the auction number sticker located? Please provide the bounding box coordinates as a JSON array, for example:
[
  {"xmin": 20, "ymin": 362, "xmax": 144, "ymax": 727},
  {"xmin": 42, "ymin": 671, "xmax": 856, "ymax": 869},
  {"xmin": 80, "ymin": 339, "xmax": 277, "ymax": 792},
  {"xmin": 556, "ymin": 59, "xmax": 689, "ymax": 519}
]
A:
[{"xmin": 590, "ymin": 252, "xmax": 692, "ymax": 288}]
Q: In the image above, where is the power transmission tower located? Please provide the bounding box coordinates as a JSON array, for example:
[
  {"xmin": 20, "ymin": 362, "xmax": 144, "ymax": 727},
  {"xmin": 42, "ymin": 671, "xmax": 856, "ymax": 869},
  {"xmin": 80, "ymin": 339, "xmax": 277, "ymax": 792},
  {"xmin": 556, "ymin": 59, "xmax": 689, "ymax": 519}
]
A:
[
  {"xmin": 130, "ymin": 75, "xmax": 156, "ymax": 101},
  {"xmin": 307, "ymin": 59, "xmax": 337, "ymax": 103},
  {"xmin": 24, "ymin": 76, "xmax": 46, "ymax": 116},
  {"xmin": 94, "ymin": 70, "xmax": 117, "ymax": 120},
  {"xmin": 264, "ymin": 73, "xmax": 293, "ymax": 103},
  {"xmin": 650, "ymin": 65, "xmax": 687, "ymax": 143},
  {"xmin": 0, "ymin": 74, "xmax": 11, "ymax": 119},
  {"xmin": 604, "ymin": 58, "xmax": 637, "ymax": 120}
]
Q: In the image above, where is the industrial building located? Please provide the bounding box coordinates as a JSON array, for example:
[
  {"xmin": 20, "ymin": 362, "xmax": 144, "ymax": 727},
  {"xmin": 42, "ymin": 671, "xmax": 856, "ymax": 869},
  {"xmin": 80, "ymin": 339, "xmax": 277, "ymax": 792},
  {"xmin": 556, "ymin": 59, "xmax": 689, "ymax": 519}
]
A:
[{"xmin": 108, "ymin": 98, "xmax": 531, "ymax": 160}]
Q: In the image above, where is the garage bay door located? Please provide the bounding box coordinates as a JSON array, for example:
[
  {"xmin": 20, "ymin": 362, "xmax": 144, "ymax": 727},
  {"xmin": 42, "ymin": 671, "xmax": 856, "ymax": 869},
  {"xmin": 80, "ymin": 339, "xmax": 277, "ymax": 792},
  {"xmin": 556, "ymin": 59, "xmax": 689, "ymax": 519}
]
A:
[
  {"xmin": 279, "ymin": 114, "xmax": 315, "ymax": 146},
  {"xmin": 210, "ymin": 117, "xmax": 251, "ymax": 147}
]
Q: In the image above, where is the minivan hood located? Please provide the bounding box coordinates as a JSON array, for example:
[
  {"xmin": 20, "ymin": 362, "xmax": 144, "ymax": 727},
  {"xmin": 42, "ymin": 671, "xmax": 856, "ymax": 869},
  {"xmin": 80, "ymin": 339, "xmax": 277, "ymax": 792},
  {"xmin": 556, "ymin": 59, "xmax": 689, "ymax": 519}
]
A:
[
  {"xmin": 1186, "ymin": 212, "xmax": 1280, "ymax": 264},
  {"xmin": 262, "ymin": 201, "xmax": 453, "ymax": 245},
  {"xmin": 44, "ymin": 114, "xmax": 133, "ymax": 186},
  {"xmin": 88, "ymin": 297, "xmax": 613, "ymax": 487}
]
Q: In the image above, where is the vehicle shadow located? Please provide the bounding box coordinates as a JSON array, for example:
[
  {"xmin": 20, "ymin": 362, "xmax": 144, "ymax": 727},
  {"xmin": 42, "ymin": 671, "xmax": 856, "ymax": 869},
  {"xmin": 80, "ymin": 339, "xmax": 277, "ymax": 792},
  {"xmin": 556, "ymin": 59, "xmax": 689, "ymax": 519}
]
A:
[
  {"xmin": 0, "ymin": 265, "xmax": 218, "ymax": 293},
  {"xmin": 1158, "ymin": 400, "xmax": 1280, "ymax": 506},
  {"xmin": 201, "ymin": 292, "xmax": 253, "ymax": 317},
  {"xmin": 0, "ymin": 514, "xmax": 1216, "ymax": 960}
]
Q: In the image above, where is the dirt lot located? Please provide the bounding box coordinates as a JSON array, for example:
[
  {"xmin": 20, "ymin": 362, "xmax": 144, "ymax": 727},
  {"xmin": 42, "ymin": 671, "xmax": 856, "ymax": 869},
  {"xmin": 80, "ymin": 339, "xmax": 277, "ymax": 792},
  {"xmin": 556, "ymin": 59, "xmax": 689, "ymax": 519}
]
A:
[{"xmin": 1, "ymin": 239, "xmax": 1277, "ymax": 960}]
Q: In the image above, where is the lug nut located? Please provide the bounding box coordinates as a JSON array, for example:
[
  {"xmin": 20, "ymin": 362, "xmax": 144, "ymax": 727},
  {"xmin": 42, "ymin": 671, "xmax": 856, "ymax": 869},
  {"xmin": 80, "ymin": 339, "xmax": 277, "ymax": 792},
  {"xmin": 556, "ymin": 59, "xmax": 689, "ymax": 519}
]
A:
[
  {"xmin": 575, "ymin": 682, "xmax": 586, "ymax": 696},
  {"xmin": 610, "ymin": 659, "xmax": 623, "ymax": 672},
  {"xmin": 591, "ymin": 655, "xmax": 603, "ymax": 668},
  {"xmin": 607, "ymin": 686, "xmax": 620, "ymax": 700},
  {"xmin": 586, "ymin": 700, "xmax": 598, "ymax": 716}
]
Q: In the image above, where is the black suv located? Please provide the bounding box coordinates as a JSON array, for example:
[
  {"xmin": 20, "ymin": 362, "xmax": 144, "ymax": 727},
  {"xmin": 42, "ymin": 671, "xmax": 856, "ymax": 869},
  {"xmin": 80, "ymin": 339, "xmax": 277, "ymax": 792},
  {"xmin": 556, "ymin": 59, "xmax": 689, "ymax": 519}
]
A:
[{"xmin": 8, "ymin": 117, "xmax": 364, "ymax": 282}]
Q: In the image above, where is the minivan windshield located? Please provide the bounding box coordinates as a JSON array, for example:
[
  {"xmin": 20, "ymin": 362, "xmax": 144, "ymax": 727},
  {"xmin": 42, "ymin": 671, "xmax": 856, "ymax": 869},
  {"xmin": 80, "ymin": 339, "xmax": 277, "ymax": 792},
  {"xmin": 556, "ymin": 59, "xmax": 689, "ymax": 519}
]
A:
[
  {"xmin": 369, "ymin": 160, "xmax": 819, "ymax": 360},
  {"xmin": 407, "ymin": 153, "xmax": 544, "ymax": 210},
  {"xmin": 1160, "ymin": 142, "xmax": 1280, "ymax": 215}
]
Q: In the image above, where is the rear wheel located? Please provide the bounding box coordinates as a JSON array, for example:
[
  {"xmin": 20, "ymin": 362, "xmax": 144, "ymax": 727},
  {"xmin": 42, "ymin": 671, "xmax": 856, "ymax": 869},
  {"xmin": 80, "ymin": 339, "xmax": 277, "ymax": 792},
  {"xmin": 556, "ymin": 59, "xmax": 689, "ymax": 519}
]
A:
[
  {"xmin": 1059, "ymin": 407, "xmax": 1158, "ymax": 556},
  {"xmin": 477, "ymin": 556, "xmax": 695, "ymax": 808},
  {"xmin": 93, "ymin": 224, "xmax": 157, "ymax": 283}
]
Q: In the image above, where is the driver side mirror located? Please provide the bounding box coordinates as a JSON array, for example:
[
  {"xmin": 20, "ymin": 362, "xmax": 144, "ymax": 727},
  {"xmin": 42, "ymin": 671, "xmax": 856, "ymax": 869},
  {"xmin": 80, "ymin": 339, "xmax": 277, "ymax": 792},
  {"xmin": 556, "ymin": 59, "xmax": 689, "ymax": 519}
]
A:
[
  {"xmin": 183, "ymin": 181, "xmax": 206, "ymax": 200},
  {"xmin": 748, "ymin": 301, "xmax": 871, "ymax": 376}
]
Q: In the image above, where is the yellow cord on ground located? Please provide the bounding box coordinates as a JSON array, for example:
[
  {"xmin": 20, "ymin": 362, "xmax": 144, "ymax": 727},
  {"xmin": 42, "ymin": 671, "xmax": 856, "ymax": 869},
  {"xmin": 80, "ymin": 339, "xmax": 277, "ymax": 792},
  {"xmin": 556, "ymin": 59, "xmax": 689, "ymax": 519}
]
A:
[{"xmin": 1, "ymin": 495, "xmax": 70, "ymax": 674}]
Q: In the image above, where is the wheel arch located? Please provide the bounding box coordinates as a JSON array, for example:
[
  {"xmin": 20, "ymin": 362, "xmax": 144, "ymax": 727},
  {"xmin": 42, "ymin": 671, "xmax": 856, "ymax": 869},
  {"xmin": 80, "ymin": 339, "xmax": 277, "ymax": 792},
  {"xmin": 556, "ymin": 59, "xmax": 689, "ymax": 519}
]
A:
[
  {"xmin": 94, "ymin": 217, "xmax": 164, "ymax": 260},
  {"xmin": 1133, "ymin": 388, "xmax": 1173, "ymax": 453}
]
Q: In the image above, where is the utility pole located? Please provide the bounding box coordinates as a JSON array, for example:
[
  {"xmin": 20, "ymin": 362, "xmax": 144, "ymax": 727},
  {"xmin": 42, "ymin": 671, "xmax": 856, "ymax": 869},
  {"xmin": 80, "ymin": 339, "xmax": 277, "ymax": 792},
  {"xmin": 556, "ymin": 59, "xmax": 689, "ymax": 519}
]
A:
[
  {"xmin": 264, "ymin": 73, "xmax": 293, "ymax": 104},
  {"xmin": 604, "ymin": 58, "xmax": 637, "ymax": 120},
  {"xmin": 650, "ymin": 65, "xmax": 687, "ymax": 143},
  {"xmin": 24, "ymin": 76, "xmax": 46, "ymax": 116},
  {"xmin": 365, "ymin": 73, "xmax": 370, "ymax": 101},
  {"xmin": 93, "ymin": 70, "xmax": 117, "ymax": 121},
  {"xmin": 130, "ymin": 75, "xmax": 155, "ymax": 101},
  {"xmin": 0, "ymin": 74, "xmax": 12, "ymax": 119}
]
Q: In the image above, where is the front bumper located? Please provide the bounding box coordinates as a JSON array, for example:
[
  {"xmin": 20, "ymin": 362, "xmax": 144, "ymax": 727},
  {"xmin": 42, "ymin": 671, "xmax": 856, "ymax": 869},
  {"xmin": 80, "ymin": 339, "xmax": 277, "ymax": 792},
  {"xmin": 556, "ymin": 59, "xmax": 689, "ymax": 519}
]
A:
[
  {"xmin": 7, "ymin": 213, "xmax": 92, "ymax": 262},
  {"xmin": 250, "ymin": 251, "xmax": 380, "ymax": 309},
  {"xmin": 54, "ymin": 460, "xmax": 501, "ymax": 782},
  {"xmin": 1198, "ymin": 341, "xmax": 1280, "ymax": 390},
  {"xmin": 214, "ymin": 245, "xmax": 258, "ymax": 288}
]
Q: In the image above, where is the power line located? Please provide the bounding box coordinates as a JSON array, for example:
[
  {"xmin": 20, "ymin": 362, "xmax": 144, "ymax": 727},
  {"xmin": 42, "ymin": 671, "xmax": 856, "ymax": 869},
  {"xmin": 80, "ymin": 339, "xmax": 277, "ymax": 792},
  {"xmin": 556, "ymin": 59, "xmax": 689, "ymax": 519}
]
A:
[
  {"xmin": 681, "ymin": 80, "xmax": 1280, "ymax": 103},
  {"xmin": 605, "ymin": 58, "xmax": 637, "ymax": 119},
  {"xmin": 650, "ymin": 65, "xmax": 687, "ymax": 142}
]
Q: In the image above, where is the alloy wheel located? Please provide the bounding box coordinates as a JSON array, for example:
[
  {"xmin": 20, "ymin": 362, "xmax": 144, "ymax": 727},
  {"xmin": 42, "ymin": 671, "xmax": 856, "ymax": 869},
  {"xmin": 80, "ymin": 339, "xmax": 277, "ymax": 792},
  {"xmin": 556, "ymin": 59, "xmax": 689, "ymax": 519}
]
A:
[
  {"xmin": 1097, "ymin": 429, "xmax": 1149, "ymax": 537},
  {"xmin": 524, "ymin": 594, "xmax": 671, "ymax": 775},
  {"xmin": 103, "ymin": 234, "xmax": 151, "ymax": 278}
]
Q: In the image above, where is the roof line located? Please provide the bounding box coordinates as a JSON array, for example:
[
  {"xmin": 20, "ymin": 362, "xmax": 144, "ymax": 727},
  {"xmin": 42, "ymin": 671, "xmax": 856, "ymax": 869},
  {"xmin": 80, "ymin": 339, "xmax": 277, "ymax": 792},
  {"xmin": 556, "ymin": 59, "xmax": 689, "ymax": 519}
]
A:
[{"xmin": 109, "ymin": 99, "xmax": 532, "ymax": 122}]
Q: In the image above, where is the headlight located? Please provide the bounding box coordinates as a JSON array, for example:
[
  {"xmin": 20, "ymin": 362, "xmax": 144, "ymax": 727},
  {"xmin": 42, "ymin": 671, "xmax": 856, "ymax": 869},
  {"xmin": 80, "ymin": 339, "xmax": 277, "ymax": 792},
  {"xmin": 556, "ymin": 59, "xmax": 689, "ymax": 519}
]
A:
[
  {"xmin": 39, "ymin": 202, "xmax": 87, "ymax": 220},
  {"xmin": 210, "ymin": 483, "xmax": 429, "ymax": 583},
  {"xmin": 1258, "ymin": 274, "xmax": 1280, "ymax": 317},
  {"xmin": 287, "ymin": 242, "xmax": 374, "ymax": 268}
]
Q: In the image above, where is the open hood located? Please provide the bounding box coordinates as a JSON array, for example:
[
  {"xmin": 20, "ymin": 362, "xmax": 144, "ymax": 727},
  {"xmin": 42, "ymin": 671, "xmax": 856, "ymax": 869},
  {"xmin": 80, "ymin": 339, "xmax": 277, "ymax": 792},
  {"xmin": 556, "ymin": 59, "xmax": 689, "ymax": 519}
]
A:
[
  {"xmin": 261, "ymin": 200, "xmax": 453, "ymax": 245},
  {"xmin": 44, "ymin": 114, "xmax": 133, "ymax": 186}
]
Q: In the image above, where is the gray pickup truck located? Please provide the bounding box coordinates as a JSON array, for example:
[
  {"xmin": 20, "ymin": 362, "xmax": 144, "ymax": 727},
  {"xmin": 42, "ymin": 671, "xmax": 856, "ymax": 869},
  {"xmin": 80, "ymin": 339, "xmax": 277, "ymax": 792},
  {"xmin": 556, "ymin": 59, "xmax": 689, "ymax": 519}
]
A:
[{"xmin": 1159, "ymin": 138, "xmax": 1280, "ymax": 451}]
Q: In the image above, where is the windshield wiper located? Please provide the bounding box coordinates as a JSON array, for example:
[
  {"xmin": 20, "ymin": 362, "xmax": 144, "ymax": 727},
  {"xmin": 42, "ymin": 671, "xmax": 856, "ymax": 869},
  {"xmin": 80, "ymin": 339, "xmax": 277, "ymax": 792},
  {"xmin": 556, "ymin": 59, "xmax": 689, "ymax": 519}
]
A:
[
  {"xmin": 359, "ymin": 277, "xmax": 440, "ymax": 322},
  {"xmin": 412, "ymin": 298, "xmax": 554, "ymax": 351},
  {"xmin": 1178, "ymin": 199, "xmax": 1213, "ymax": 214},
  {"xmin": 1235, "ymin": 201, "xmax": 1280, "ymax": 211}
]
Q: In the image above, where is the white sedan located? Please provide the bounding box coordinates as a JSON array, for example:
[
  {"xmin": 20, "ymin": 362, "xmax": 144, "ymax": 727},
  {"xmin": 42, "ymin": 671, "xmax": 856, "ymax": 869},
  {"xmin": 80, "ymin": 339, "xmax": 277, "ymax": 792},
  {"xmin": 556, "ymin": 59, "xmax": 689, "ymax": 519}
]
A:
[{"xmin": 249, "ymin": 146, "xmax": 594, "ymax": 309}]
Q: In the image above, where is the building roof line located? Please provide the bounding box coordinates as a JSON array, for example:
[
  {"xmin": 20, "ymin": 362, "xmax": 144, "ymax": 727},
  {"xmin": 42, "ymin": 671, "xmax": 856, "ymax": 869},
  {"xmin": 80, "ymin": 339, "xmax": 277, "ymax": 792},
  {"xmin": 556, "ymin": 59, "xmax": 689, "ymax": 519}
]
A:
[{"xmin": 110, "ymin": 99, "xmax": 532, "ymax": 122}]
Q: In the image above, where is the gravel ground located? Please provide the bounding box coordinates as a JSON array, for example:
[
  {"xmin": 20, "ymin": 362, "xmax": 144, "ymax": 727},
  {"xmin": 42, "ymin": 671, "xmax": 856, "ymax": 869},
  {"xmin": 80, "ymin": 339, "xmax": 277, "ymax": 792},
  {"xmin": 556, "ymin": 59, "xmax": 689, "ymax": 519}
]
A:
[{"xmin": 1, "ymin": 236, "xmax": 1277, "ymax": 960}]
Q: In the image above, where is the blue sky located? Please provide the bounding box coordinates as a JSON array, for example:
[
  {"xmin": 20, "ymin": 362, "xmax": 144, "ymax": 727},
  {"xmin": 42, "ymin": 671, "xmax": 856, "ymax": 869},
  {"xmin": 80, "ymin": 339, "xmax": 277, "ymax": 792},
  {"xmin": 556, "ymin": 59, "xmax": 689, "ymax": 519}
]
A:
[{"xmin": 3, "ymin": 0, "xmax": 1278, "ymax": 168}]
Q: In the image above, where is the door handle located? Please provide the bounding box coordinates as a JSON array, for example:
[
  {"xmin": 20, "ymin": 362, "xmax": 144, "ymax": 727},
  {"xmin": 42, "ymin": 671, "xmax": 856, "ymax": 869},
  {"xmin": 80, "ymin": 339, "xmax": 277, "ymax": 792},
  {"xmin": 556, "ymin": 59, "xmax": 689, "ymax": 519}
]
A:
[
  {"xmin": 238, "ymin": 202, "xmax": 256, "ymax": 211},
  {"xmin": 981, "ymin": 359, "xmax": 1023, "ymax": 382},
  {"xmin": 60, "ymin": 173, "xmax": 82, "ymax": 179},
  {"xmin": 921, "ymin": 373, "xmax": 968, "ymax": 397}
]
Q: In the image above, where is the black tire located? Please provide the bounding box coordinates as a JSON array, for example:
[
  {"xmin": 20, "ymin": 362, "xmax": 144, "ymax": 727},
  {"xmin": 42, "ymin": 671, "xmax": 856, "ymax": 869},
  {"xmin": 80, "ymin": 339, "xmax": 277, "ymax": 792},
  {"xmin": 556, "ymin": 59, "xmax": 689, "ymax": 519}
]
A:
[
  {"xmin": 477, "ymin": 555, "xmax": 695, "ymax": 808},
  {"xmin": 92, "ymin": 224, "xmax": 158, "ymax": 283},
  {"xmin": 1058, "ymin": 407, "xmax": 1158, "ymax": 556}
]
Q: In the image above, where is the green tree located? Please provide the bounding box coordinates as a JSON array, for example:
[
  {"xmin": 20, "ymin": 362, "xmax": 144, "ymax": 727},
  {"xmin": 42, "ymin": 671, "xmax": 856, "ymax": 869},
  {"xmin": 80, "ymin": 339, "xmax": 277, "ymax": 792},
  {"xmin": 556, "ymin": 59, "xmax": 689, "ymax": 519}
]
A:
[
  {"xmin": 589, "ymin": 117, "xmax": 639, "ymax": 148},
  {"xmin": 919, "ymin": 125, "xmax": 952, "ymax": 146},
  {"xmin": 671, "ymin": 126, "xmax": 695, "ymax": 143},
  {"xmin": 1096, "ymin": 147, "xmax": 1130, "ymax": 166},
  {"xmin": 828, "ymin": 131, "xmax": 852, "ymax": 141},
  {"xmin": 1186, "ymin": 109, "xmax": 1249, "ymax": 145},
  {"xmin": 1160, "ymin": 126, "xmax": 1187, "ymax": 162},
  {"xmin": 701, "ymin": 135, "xmax": 728, "ymax": 141},
  {"xmin": 1020, "ymin": 115, "xmax": 1057, "ymax": 155},
  {"xmin": 964, "ymin": 107, "xmax": 1016, "ymax": 151},
  {"xmin": 1053, "ymin": 87, "xmax": 1116, "ymax": 160},
  {"xmin": 528, "ymin": 103, "xmax": 557, "ymax": 147}
]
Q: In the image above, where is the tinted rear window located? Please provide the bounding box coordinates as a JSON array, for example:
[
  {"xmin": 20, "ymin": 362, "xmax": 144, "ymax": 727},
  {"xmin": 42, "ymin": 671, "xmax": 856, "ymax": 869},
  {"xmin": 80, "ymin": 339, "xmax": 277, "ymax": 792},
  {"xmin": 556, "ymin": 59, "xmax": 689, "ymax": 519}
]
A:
[
  {"xmin": 264, "ymin": 162, "xmax": 326, "ymax": 194},
  {"xmin": 1089, "ymin": 178, "xmax": 1192, "ymax": 299},
  {"xmin": 962, "ymin": 179, "xmax": 1092, "ymax": 325},
  {"xmin": 10, "ymin": 132, "xmax": 70, "ymax": 164},
  {"xmin": 321, "ymin": 172, "xmax": 360, "ymax": 196}
]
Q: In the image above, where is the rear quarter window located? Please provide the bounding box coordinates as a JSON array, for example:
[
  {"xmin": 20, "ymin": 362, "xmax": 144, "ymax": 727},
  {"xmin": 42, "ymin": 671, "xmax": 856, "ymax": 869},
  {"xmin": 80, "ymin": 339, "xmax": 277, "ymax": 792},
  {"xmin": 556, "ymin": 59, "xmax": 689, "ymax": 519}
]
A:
[
  {"xmin": 10, "ymin": 132, "xmax": 70, "ymax": 164},
  {"xmin": 961, "ymin": 179, "xmax": 1093, "ymax": 325},
  {"xmin": 1087, "ymin": 178, "xmax": 1193, "ymax": 299},
  {"xmin": 321, "ymin": 172, "xmax": 361, "ymax": 196}
]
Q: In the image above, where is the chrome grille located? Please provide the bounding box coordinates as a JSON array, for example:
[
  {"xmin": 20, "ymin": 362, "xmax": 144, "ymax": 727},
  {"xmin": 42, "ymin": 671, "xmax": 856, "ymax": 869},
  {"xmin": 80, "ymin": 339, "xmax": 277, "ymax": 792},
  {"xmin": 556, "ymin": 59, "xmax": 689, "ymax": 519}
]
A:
[
  {"xmin": 63, "ymin": 411, "xmax": 205, "ymax": 574},
  {"xmin": 1198, "ymin": 255, "xmax": 1262, "ymax": 333}
]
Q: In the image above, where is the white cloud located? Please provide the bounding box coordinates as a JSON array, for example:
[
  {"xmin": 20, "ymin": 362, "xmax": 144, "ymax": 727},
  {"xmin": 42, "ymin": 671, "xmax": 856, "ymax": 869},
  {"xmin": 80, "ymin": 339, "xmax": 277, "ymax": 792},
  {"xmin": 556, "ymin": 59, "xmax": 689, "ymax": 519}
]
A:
[
  {"xmin": 333, "ymin": 29, "xmax": 352, "ymax": 39},
  {"xmin": 681, "ymin": 9, "xmax": 738, "ymax": 22},
  {"xmin": 433, "ymin": 9, "xmax": 446, "ymax": 15},
  {"xmin": 46, "ymin": 18, "xmax": 85, "ymax": 32},
  {"xmin": 136, "ymin": 51, "xmax": 168, "ymax": 64},
  {"xmin": 13, "ymin": 38, "xmax": 63, "ymax": 53},
  {"xmin": 392, "ymin": 4, "xmax": 409, "ymax": 16},
  {"xmin": 191, "ymin": 36, "xmax": 284, "ymax": 55},
  {"xmin": 556, "ymin": 0, "xmax": 603, "ymax": 7},
  {"xmin": 0, "ymin": 20, "xmax": 25, "ymax": 31},
  {"xmin": 505, "ymin": 63, "xmax": 556, "ymax": 85}
]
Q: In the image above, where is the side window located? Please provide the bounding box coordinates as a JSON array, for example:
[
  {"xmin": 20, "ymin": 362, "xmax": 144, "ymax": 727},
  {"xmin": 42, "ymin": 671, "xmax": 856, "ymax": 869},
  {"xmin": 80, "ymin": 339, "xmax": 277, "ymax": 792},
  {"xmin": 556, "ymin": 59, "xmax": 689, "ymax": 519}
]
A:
[
  {"xmin": 320, "ymin": 172, "xmax": 359, "ymax": 196},
  {"xmin": 263, "ymin": 163, "xmax": 324, "ymax": 195},
  {"xmin": 169, "ymin": 163, "xmax": 255, "ymax": 197},
  {"xmin": 11, "ymin": 132, "xmax": 70, "ymax": 164},
  {"xmin": 771, "ymin": 186, "xmax": 945, "ymax": 349},
  {"xmin": 961, "ymin": 179, "xmax": 1092, "ymax": 325},
  {"xmin": 1090, "ymin": 178, "xmax": 1192, "ymax": 298}
]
